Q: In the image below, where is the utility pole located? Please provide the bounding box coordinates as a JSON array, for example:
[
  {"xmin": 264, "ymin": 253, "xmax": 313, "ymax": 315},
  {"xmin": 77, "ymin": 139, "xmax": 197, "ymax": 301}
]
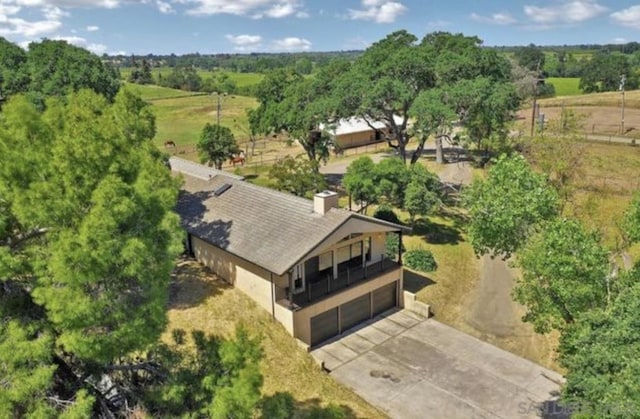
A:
[
  {"xmin": 212, "ymin": 91, "xmax": 226, "ymax": 126},
  {"xmin": 530, "ymin": 60, "xmax": 542, "ymax": 137},
  {"xmin": 620, "ymin": 74, "xmax": 626, "ymax": 135}
]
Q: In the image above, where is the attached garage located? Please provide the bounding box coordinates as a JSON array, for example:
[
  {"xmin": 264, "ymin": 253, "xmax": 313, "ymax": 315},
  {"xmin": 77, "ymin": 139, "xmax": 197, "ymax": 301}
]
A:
[
  {"xmin": 310, "ymin": 308, "xmax": 339, "ymax": 347},
  {"xmin": 309, "ymin": 281, "xmax": 398, "ymax": 347},
  {"xmin": 372, "ymin": 282, "xmax": 397, "ymax": 317}
]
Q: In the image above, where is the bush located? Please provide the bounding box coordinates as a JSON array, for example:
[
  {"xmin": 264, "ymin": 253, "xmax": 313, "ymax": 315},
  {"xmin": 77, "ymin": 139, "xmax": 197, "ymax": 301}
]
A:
[
  {"xmin": 404, "ymin": 248, "xmax": 437, "ymax": 273},
  {"xmin": 373, "ymin": 204, "xmax": 401, "ymax": 224}
]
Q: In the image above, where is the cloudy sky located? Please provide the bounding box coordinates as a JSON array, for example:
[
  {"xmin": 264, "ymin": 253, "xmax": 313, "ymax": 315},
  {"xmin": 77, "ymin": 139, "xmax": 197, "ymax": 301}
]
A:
[{"xmin": 0, "ymin": 0, "xmax": 639, "ymax": 55}]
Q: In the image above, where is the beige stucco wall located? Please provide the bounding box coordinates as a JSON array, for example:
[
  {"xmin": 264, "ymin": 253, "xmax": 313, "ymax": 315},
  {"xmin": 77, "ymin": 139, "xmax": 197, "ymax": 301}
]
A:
[
  {"xmin": 292, "ymin": 268, "xmax": 402, "ymax": 345},
  {"xmin": 192, "ymin": 236, "xmax": 274, "ymax": 314}
]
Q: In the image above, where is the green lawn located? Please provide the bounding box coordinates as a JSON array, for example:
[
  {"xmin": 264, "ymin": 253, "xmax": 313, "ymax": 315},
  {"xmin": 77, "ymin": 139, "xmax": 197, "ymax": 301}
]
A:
[{"xmin": 546, "ymin": 77, "xmax": 581, "ymax": 96}]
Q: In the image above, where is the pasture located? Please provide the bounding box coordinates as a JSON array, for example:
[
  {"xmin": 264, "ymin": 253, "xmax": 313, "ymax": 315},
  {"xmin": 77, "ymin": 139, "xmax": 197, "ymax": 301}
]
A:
[
  {"xmin": 546, "ymin": 77, "xmax": 581, "ymax": 96},
  {"xmin": 119, "ymin": 66, "xmax": 264, "ymax": 88}
]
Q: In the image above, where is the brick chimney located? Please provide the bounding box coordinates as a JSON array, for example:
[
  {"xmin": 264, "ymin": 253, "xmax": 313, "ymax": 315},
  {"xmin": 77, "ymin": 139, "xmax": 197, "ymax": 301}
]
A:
[{"xmin": 313, "ymin": 190, "xmax": 339, "ymax": 215}]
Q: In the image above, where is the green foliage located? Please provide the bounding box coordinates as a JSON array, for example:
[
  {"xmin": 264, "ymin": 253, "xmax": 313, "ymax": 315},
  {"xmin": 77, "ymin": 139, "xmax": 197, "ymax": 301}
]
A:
[
  {"xmin": 514, "ymin": 218, "xmax": 610, "ymax": 333},
  {"xmin": 513, "ymin": 44, "xmax": 545, "ymax": 71},
  {"xmin": 373, "ymin": 204, "xmax": 401, "ymax": 225},
  {"xmin": 463, "ymin": 154, "xmax": 559, "ymax": 257},
  {"xmin": 404, "ymin": 248, "xmax": 438, "ymax": 273},
  {"xmin": 334, "ymin": 30, "xmax": 433, "ymax": 162},
  {"xmin": 343, "ymin": 156, "xmax": 377, "ymax": 207},
  {"xmin": 197, "ymin": 123, "xmax": 239, "ymax": 169},
  {"xmin": 128, "ymin": 57, "xmax": 154, "ymax": 85},
  {"xmin": 144, "ymin": 326, "xmax": 263, "ymax": 417},
  {"xmin": 0, "ymin": 88, "xmax": 182, "ymax": 416},
  {"xmin": 251, "ymin": 63, "xmax": 349, "ymax": 164},
  {"xmin": 404, "ymin": 181, "xmax": 439, "ymax": 224},
  {"xmin": 27, "ymin": 39, "xmax": 120, "ymax": 102},
  {"xmin": 579, "ymin": 51, "xmax": 637, "ymax": 93},
  {"xmin": 374, "ymin": 158, "xmax": 411, "ymax": 207},
  {"xmin": 623, "ymin": 191, "xmax": 640, "ymax": 244},
  {"xmin": 269, "ymin": 155, "xmax": 326, "ymax": 197},
  {"xmin": 558, "ymin": 280, "xmax": 640, "ymax": 418},
  {"xmin": 260, "ymin": 392, "xmax": 295, "ymax": 419},
  {"xmin": 159, "ymin": 65, "xmax": 203, "ymax": 91},
  {"xmin": 385, "ymin": 232, "xmax": 401, "ymax": 260},
  {"xmin": 0, "ymin": 37, "xmax": 29, "ymax": 97}
]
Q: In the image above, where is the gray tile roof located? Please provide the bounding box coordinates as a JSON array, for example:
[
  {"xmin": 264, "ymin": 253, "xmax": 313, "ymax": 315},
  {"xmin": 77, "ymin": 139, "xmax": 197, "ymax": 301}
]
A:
[{"xmin": 172, "ymin": 158, "xmax": 404, "ymax": 276}]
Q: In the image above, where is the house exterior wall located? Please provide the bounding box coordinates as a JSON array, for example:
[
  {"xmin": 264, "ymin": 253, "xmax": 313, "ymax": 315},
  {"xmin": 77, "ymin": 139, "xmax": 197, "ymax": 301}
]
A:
[{"xmin": 191, "ymin": 236, "xmax": 273, "ymax": 313}]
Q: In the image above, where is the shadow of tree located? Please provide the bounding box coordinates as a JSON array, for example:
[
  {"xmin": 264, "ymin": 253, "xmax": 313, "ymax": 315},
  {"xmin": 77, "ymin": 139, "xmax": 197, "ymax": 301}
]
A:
[
  {"xmin": 176, "ymin": 189, "xmax": 232, "ymax": 249},
  {"xmin": 412, "ymin": 218, "xmax": 463, "ymax": 245},
  {"xmin": 168, "ymin": 259, "xmax": 230, "ymax": 310},
  {"xmin": 403, "ymin": 269, "xmax": 436, "ymax": 293},
  {"xmin": 261, "ymin": 393, "xmax": 357, "ymax": 419}
]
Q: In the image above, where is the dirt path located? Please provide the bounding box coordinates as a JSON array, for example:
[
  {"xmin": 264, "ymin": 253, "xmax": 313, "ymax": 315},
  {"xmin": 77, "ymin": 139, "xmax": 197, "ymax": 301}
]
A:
[{"xmin": 434, "ymin": 159, "xmax": 561, "ymax": 370}]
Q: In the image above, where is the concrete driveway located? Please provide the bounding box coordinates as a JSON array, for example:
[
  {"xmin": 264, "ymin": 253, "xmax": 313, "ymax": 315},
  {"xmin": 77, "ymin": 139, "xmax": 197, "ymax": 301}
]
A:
[{"xmin": 312, "ymin": 310, "xmax": 564, "ymax": 419}]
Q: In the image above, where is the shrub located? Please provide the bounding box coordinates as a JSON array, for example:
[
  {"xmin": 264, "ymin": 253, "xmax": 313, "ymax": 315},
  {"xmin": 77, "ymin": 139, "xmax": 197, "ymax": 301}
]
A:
[
  {"xmin": 373, "ymin": 204, "xmax": 401, "ymax": 224},
  {"xmin": 404, "ymin": 248, "xmax": 437, "ymax": 273}
]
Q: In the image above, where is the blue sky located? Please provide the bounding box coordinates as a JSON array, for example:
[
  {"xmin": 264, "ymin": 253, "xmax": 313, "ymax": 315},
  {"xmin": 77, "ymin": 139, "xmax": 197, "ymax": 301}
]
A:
[{"xmin": 0, "ymin": 0, "xmax": 639, "ymax": 55}]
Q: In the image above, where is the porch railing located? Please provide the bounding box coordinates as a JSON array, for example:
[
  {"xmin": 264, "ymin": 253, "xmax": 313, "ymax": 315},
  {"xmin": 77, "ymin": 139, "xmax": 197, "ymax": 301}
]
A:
[{"xmin": 280, "ymin": 255, "xmax": 399, "ymax": 309}]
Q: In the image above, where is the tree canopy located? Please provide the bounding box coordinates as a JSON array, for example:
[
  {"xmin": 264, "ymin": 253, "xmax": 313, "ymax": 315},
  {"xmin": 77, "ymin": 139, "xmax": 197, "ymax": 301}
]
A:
[
  {"xmin": 0, "ymin": 88, "xmax": 183, "ymax": 415},
  {"xmin": 463, "ymin": 154, "xmax": 559, "ymax": 257},
  {"xmin": 0, "ymin": 37, "xmax": 120, "ymax": 105},
  {"xmin": 514, "ymin": 218, "xmax": 610, "ymax": 333},
  {"xmin": 197, "ymin": 123, "xmax": 239, "ymax": 169}
]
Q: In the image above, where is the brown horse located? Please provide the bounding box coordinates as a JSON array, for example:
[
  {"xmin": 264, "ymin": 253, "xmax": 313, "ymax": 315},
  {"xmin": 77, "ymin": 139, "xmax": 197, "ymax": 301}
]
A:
[
  {"xmin": 164, "ymin": 140, "xmax": 176, "ymax": 148},
  {"xmin": 229, "ymin": 155, "xmax": 245, "ymax": 166}
]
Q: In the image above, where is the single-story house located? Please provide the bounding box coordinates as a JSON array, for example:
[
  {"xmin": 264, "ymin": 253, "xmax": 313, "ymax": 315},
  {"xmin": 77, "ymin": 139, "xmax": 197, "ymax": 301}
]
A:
[
  {"xmin": 319, "ymin": 116, "xmax": 404, "ymax": 150},
  {"xmin": 171, "ymin": 157, "xmax": 407, "ymax": 347}
]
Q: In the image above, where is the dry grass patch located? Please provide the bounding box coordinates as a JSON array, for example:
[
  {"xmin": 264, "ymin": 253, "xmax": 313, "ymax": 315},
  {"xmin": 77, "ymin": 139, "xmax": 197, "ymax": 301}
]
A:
[{"xmin": 165, "ymin": 260, "xmax": 386, "ymax": 418}]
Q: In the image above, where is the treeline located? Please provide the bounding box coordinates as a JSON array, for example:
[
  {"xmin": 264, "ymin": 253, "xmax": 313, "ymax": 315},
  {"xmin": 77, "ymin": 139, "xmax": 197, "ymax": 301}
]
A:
[
  {"xmin": 509, "ymin": 43, "xmax": 640, "ymax": 93},
  {"xmin": 110, "ymin": 50, "xmax": 362, "ymax": 73},
  {"xmin": 127, "ymin": 59, "xmax": 251, "ymax": 95},
  {"xmin": 0, "ymin": 37, "xmax": 120, "ymax": 106}
]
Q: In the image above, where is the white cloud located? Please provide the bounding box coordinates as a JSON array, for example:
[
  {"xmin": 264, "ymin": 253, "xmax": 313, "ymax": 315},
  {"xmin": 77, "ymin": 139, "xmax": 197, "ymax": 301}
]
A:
[
  {"xmin": 523, "ymin": 1, "xmax": 607, "ymax": 24},
  {"xmin": 0, "ymin": 17, "xmax": 61, "ymax": 36},
  {"xmin": 348, "ymin": 0, "xmax": 407, "ymax": 23},
  {"xmin": 86, "ymin": 24, "xmax": 99, "ymax": 31},
  {"xmin": 611, "ymin": 6, "xmax": 640, "ymax": 29},
  {"xmin": 178, "ymin": 0, "xmax": 305, "ymax": 18},
  {"xmin": 272, "ymin": 36, "xmax": 311, "ymax": 51},
  {"xmin": 612, "ymin": 37, "xmax": 628, "ymax": 44},
  {"xmin": 52, "ymin": 35, "xmax": 107, "ymax": 54},
  {"xmin": 225, "ymin": 33, "xmax": 262, "ymax": 51},
  {"xmin": 156, "ymin": 0, "xmax": 173, "ymax": 13},
  {"xmin": 470, "ymin": 12, "xmax": 516, "ymax": 25}
]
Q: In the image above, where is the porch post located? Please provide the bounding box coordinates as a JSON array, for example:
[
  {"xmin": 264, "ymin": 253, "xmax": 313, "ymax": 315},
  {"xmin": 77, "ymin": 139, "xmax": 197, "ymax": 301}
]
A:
[
  {"xmin": 398, "ymin": 231, "xmax": 403, "ymax": 265},
  {"xmin": 288, "ymin": 272, "xmax": 293, "ymax": 309}
]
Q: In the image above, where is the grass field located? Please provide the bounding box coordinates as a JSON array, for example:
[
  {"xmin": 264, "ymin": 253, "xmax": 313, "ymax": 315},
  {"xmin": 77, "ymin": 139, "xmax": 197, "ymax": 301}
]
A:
[
  {"xmin": 546, "ymin": 77, "xmax": 581, "ymax": 96},
  {"xmin": 127, "ymin": 83, "xmax": 258, "ymax": 148},
  {"xmin": 166, "ymin": 260, "xmax": 385, "ymax": 418},
  {"xmin": 538, "ymin": 88, "xmax": 640, "ymax": 109},
  {"xmin": 119, "ymin": 66, "xmax": 264, "ymax": 88}
]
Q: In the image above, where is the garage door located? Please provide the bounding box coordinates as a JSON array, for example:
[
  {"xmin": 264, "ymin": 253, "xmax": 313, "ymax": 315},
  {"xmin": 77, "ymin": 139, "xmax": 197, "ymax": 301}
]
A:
[
  {"xmin": 340, "ymin": 294, "xmax": 371, "ymax": 332},
  {"xmin": 372, "ymin": 282, "xmax": 397, "ymax": 317},
  {"xmin": 310, "ymin": 308, "xmax": 339, "ymax": 347}
]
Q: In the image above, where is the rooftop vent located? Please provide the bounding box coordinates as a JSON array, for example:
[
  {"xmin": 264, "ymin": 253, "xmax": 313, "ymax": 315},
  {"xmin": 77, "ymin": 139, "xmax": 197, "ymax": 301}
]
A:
[{"xmin": 214, "ymin": 183, "xmax": 232, "ymax": 197}]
